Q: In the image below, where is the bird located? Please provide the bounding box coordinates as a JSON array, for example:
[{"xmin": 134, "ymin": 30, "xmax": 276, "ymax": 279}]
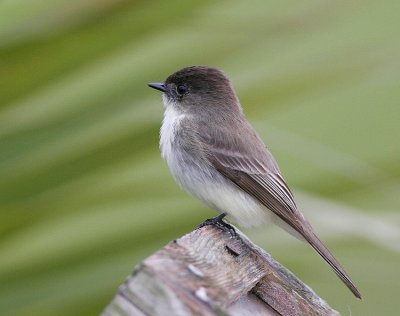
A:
[{"xmin": 148, "ymin": 65, "xmax": 361, "ymax": 299}]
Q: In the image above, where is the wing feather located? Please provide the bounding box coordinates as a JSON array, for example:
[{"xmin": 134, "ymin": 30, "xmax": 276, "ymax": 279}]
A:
[{"xmin": 192, "ymin": 117, "xmax": 361, "ymax": 298}]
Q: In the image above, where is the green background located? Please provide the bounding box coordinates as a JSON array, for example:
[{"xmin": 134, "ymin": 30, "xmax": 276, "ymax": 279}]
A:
[{"xmin": 1, "ymin": 0, "xmax": 399, "ymax": 315}]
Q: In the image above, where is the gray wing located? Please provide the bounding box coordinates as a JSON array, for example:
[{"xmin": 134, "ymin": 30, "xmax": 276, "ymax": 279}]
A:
[
  {"xmin": 193, "ymin": 117, "xmax": 361, "ymax": 299},
  {"xmin": 208, "ymin": 147, "xmax": 299, "ymax": 223},
  {"xmin": 195, "ymin": 116, "xmax": 300, "ymax": 228}
]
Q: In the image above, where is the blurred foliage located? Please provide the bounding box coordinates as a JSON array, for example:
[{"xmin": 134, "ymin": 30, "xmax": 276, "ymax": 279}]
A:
[{"xmin": 0, "ymin": 0, "xmax": 399, "ymax": 315}]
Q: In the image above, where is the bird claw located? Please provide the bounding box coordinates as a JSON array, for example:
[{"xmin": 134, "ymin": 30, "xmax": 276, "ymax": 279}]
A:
[{"xmin": 196, "ymin": 213, "xmax": 237, "ymax": 237}]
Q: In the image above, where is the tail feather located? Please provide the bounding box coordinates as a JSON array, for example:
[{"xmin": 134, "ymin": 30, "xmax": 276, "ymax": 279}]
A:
[{"xmin": 305, "ymin": 230, "xmax": 362, "ymax": 299}]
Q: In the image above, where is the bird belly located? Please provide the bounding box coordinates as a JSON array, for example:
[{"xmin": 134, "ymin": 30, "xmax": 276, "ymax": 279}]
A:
[
  {"xmin": 164, "ymin": 144, "xmax": 273, "ymax": 228},
  {"xmin": 187, "ymin": 173, "xmax": 273, "ymax": 228}
]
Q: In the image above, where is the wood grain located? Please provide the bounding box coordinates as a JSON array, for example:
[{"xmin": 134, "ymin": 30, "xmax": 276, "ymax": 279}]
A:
[{"xmin": 102, "ymin": 225, "xmax": 339, "ymax": 316}]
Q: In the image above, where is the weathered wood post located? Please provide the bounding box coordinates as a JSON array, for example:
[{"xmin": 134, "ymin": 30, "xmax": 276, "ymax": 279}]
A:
[{"xmin": 102, "ymin": 224, "xmax": 339, "ymax": 316}]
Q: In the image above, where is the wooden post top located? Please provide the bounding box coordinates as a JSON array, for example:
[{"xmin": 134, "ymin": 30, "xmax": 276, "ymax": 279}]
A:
[{"xmin": 103, "ymin": 225, "xmax": 339, "ymax": 316}]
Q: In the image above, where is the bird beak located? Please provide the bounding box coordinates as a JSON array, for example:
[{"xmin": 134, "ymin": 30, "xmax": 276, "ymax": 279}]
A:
[{"xmin": 148, "ymin": 82, "xmax": 166, "ymax": 92}]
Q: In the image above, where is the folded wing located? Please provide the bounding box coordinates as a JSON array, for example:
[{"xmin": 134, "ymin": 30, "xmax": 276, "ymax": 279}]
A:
[{"xmin": 196, "ymin": 118, "xmax": 361, "ymax": 299}]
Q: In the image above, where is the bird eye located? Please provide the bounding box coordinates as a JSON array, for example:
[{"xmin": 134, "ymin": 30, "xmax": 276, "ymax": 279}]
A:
[{"xmin": 176, "ymin": 84, "xmax": 188, "ymax": 95}]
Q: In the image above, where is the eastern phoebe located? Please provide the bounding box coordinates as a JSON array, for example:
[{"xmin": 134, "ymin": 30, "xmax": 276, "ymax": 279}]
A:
[{"xmin": 148, "ymin": 66, "xmax": 361, "ymax": 299}]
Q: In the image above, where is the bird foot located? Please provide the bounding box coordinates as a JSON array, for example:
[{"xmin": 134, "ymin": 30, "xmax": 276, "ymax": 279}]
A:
[{"xmin": 196, "ymin": 213, "xmax": 236, "ymax": 237}]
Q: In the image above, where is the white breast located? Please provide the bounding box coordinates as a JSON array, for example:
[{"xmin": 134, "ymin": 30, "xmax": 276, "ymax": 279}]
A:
[{"xmin": 159, "ymin": 103, "xmax": 185, "ymax": 161}]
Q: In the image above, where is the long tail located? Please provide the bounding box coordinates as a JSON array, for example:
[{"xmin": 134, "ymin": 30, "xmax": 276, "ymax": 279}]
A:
[{"xmin": 304, "ymin": 230, "xmax": 362, "ymax": 299}]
